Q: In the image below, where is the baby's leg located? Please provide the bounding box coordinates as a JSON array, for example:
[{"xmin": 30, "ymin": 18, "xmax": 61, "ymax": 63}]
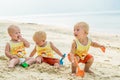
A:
[
  {"xmin": 25, "ymin": 57, "xmax": 36, "ymax": 65},
  {"xmin": 54, "ymin": 63, "xmax": 60, "ymax": 68},
  {"xmin": 84, "ymin": 57, "xmax": 94, "ymax": 73},
  {"xmin": 36, "ymin": 56, "xmax": 43, "ymax": 64},
  {"xmin": 45, "ymin": 58, "xmax": 60, "ymax": 68},
  {"xmin": 8, "ymin": 58, "xmax": 19, "ymax": 68},
  {"xmin": 68, "ymin": 54, "xmax": 78, "ymax": 74},
  {"xmin": 72, "ymin": 62, "xmax": 77, "ymax": 73}
]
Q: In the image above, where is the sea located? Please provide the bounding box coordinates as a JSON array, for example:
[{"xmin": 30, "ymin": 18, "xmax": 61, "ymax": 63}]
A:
[{"xmin": 1, "ymin": 11, "xmax": 120, "ymax": 35}]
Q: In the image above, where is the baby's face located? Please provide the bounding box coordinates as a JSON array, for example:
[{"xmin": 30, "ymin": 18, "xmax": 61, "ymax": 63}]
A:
[
  {"xmin": 35, "ymin": 40, "xmax": 46, "ymax": 47},
  {"xmin": 10, "ymin": 27, "xmax": 21, "ymax": 41},
  {"xmin": 74, "ymin": 26, "xmax": 85, "ymax": 39}
]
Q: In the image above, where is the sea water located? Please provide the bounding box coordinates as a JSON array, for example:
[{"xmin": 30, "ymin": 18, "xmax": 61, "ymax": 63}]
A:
[{"xmin": 1, "ymin": 12, "xmax": 120, "ymax": 35}]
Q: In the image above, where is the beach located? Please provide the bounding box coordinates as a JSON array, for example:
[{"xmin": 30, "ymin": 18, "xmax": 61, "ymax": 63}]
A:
[{"xmin": 0, "ymin": 20, "xmax": 120, "ymax": 80}]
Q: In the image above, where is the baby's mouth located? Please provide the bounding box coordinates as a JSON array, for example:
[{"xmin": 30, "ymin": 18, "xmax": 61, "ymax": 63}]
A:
[
  {"xmin": 17, "ymin": 36, "xmax": 20, "ymax": 39},
  {"xmin": 74, "ymin": 34, "xmax": 77, "ymax": 37}
]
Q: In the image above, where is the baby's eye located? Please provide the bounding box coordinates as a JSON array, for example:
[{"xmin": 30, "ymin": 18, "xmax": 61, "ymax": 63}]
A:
[
  {"xmin": 36, "ymin": 42, "xmax": 38, "ymax": 45},
  {"xmin": 77, "ymin": 29, "xmax": 80, "ymax": 31},
  {"xmin": 15, "ymin": 32, "xmax": 18, "ymax": 34}
]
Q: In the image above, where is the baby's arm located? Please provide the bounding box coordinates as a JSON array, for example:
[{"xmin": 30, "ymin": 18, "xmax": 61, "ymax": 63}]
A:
[
  {"xmin": 50, "ymin": 42, "xmax": 63, "ymax": 57},
  {"xmin": 5, "ymin": 43, "xmax": 18, "ymax": 59},
  {"xmin": 19, "ymin": 35, "xmax": 30, "ymax": 48},
  {"xmin": 70, "ymin": 40, "xmax": 76, "ymax": 63},
  {"xmin": 91, "ymin": 41, "xmax": 105, "ymax": 52},
  {"xmin": 29, "ymin": 46, "xmax": 36, "ymax": 57}
]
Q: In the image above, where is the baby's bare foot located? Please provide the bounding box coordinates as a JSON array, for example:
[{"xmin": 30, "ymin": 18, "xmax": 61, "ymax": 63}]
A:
[
  {"xmin": 85, "ymin": 69, "xmax": 94, "ymax": 73},
  {"xmin": 70, "ymin": 73, "xmax": 76, "ymax": 76},
  {"xmin": 54, "ymin": 63, "xmax": 60, "ymax": 68},
  {"xmin": 8, "ymin": 64, "xmax": 15, "ymax": 68}
]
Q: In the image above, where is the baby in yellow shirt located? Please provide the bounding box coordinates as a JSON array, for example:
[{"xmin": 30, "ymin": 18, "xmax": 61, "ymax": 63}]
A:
[
  {"xmin": 30, "ymin": 31, "xmax": 65, "ymax": 67},
  {"xmin": 68, "ymin": 22, "xmax": 105, "ymax": 76},
  {"xmin": 5, "ymin": 25, "xmax": 35, "ymax": 68}
]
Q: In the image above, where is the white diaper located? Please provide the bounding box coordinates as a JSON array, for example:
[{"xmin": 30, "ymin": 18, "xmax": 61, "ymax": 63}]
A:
[{"xmin": 19, "ymin": 58, "xmax": 26, "ymax": 64}]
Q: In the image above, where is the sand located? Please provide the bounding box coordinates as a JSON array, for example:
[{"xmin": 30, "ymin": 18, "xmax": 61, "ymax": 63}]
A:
[{"xmin": 0, "ymin": 20, "xmax": 120, "ymax": 80}]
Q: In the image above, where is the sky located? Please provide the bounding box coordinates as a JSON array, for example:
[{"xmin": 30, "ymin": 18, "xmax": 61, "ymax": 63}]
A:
[{"xmin": 0, "ymin": 0, "xmax": 120, "ymax": 16}]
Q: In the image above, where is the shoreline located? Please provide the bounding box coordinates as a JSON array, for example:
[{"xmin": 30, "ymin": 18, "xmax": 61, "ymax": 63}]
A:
[{"xmin": 0, "ymin": 12, "xmax": 120, "ymax": 35}]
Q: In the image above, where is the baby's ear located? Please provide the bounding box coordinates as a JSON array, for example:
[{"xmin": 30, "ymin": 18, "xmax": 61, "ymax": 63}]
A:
[{"xmin": 9, "ymin": 34, "xmax": 12, "ymax": 37}]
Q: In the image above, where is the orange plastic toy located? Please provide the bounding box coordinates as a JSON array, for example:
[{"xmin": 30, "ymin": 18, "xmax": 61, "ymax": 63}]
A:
[
  {"xmin": 68, "ymin": 54, "xmax": 85, "ymax": 77},
  {"xmin": 74, "ymin": 57, "xmax": 85, "ymax": 77},
  {"xmin": 100, "ymin": 46, "xmax": 106, "ymax": 53}
]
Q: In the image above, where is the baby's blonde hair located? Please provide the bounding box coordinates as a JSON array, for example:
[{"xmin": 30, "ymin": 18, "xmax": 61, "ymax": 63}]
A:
[
  {"xmin": 8, "ymin": 25, "xmax": 20, "ymax": 35},
  {"xmin": 33, "ymin": 31, "xmax": 46, "ymax": 42},
  {"xmin": 74, "ymin": 22, "xmax": 89, "ymax": 34}
]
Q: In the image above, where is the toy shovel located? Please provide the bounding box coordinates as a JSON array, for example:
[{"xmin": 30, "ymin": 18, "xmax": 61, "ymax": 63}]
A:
[
  {"xmin": 60, "ymin": 54, "xmax": 66, "ymax": 65},
  {"xmin": 74, "ymin": 57, "xmax": 85, "ymax": 77}
]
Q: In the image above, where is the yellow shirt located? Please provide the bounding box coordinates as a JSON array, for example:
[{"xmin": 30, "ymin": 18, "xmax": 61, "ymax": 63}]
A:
[
  {"xmin": 74, "ymin": 38, "xmax": 91, "ymax": 59},
  {"xmin": 9, "ymin": 41, "xmax": 26, "ymax": 58},
  {"xmin": 36, "ymin": 42, "xmax": 54, "ymax": 58}
]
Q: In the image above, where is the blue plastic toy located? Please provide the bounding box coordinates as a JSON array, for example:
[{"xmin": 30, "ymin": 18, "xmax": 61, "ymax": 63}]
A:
[{"xmin": 60, "ymin": 54, "xmax": 66, "ymax": 65}]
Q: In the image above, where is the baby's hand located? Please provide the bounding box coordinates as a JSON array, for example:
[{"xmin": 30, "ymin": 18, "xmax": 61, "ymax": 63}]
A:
[
  {"xmin": 41, "ymin": 52, "xmax": 47, "ymax": 57},
  {"xmin": 62, "ymin": 54, "xmax": 66, "ymax": 59},
  {"xmin": 100, "ymin": 46, "xmax": 106, "ymax": 53},
  {"xmin": 18, "ymin": 35, "xmax": 24, "ymax": 41},
  {"xmin": 71, "ymin": 59, "xmax": 74, "ymax": 63}
]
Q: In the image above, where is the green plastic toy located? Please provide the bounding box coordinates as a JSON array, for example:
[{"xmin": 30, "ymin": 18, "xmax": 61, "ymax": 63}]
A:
[{"xmin": 21, "ymin": 62, "xmax": 29, "ymax": 68}]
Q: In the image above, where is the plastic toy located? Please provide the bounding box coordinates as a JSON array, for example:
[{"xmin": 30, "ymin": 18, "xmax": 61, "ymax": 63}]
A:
[
  {"xmin": 21, "ymin": 62, "xmax": 29, "ymax": 68},
  {"xmin": 60, "ymin": 54, "xmax": 66, "ymax": 65},
  {"xmin": 74, "ymin": 57, "xmax": 85, "ymax": 77}
]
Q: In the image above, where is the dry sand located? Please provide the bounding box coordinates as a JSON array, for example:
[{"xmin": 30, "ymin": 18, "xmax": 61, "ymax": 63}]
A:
[{"xmin": 0, "ymin": 20, "xmax": 120, "ymax": 80}]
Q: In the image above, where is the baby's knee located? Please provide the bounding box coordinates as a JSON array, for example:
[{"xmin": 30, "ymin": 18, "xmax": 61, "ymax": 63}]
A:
[
  {"xmin": 31, "ymin": 58, "xmax": 36, "ymax": 62},
  {"xmin": 88, "ymin": 57, "xmax": 94, "ymax": 63},
  {"xmin": 36, "ymin": 58, "xmax": 42, "ymax": 64}
]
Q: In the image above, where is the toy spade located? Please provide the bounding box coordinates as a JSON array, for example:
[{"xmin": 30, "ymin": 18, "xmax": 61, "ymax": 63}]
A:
[
  {"xmin": 74, "ymin": 57, "xmax": 85, "ymax": 77},
  {"xmin": 60, "ymin": 54, "xmax": 66, "ymax": 65}
]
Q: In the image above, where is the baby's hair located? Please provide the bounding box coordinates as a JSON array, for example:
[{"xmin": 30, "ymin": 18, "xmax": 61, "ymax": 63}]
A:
[
  {"xmin": 8, "ymin": 25, "xmax": 20, "ymax": 35},
  {"xmin": 74, "ymin": 22, "xmax": 89, "ymax": 34},
  {"xmin": 33, "ymin": 31, "xmax": 46, "ymax": 42}
]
